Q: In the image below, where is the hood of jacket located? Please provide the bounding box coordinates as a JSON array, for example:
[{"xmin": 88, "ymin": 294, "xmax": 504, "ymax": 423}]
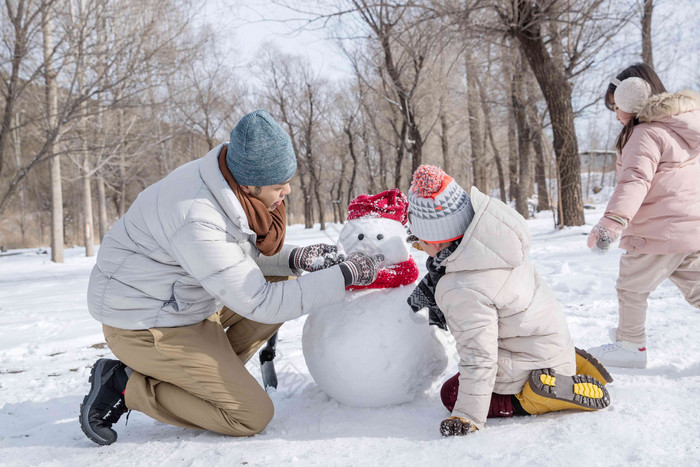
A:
[
  {"xmin": 442, "ymin": 187, "xmax": 531, "ymax": 273},
  {"xmin": 637, "ymin": 90, "xmax": 700, "ymax": 149}
]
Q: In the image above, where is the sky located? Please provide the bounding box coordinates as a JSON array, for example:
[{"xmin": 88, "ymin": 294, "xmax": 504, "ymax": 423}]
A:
[{"xmin": 200, "ymin": 0, "xmax": 352, "ymax": 79}]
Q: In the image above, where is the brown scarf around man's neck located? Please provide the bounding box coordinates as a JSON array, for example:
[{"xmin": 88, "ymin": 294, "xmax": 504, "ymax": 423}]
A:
[{"xmin": 218, "ymin": 145, "xmax": 287, "ymax": 256}]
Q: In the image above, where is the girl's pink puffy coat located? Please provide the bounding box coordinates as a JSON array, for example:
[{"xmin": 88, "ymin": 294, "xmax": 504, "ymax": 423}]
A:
[{"xmin": 605, "ymin": 91, "xmax": 700, "ymax": 254}]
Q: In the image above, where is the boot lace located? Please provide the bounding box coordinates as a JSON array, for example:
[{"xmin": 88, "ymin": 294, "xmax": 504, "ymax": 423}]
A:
[
  {"xmin": 599, "ymin": 342, "xmax": 622, "ymax": 352},
  {"xmin": 104, "ymin": 396, "xmax": 129, "ymax": 426}
]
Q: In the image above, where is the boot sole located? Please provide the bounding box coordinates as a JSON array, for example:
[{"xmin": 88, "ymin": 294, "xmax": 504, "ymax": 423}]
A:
[
  {"xmin": 575, "ymin": 347, "xmax": 614, "ymax": 384},
  {"xmin": 79, "ymin": 359, "xmax": 116, "ymax": 446},
  {"xmin": 529, "ymin": 369, "xmax": 610, "ymax": 411}
]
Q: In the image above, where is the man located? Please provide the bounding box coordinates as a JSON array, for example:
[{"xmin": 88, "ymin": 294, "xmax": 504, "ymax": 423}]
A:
[{"xmin": 79, "ymin": 109, "xmax": 381, "ymax": 445}]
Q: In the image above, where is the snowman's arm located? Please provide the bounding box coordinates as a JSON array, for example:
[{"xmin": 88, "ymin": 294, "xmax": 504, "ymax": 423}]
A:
[{"xmin": 437, "ymin": 286, "xmax": 498, "ymax": 431}]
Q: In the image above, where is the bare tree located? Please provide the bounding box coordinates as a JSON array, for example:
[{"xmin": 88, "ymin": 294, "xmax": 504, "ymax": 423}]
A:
[
  {"xmin": 641, "ymin": 0, "xmax": 653, "ymax": 67},
  {"xmin": 465, "ymin": 47, "xmax": 489, "ymax": 193},
  {"xmin": 172, "ymin": 38, "xmax": 240, "ymax": 151},
  {"xmin": 494, "ymin": 0, "xmax": 629, "ymax": 226},
  {"xmin": 41, "ymin": 1, "xmax": 63, "ymax": 262},
  {"xmin": 510, "ymin": 45, "xmax": 534, "ymax": 218}
]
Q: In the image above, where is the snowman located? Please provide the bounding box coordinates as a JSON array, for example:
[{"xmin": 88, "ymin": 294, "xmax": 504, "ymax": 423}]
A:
[{"xmin": 302, "ymin": 189, "xmax": 448, "ymax": 407}]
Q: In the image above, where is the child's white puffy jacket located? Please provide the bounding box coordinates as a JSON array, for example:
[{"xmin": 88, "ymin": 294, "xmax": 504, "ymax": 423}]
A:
[{"xmin": 436, "ymin": 188, "xmax": 575, "ymax": 429}]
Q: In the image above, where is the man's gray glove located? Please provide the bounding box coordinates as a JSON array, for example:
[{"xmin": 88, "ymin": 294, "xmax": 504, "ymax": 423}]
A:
[
  {"xmin": 338, "ymin": 252, "xmax": 384, "ymax": 287},
  {"xmin": 290, "ymin": 244, "xmax": 346, "ymax": 272}
]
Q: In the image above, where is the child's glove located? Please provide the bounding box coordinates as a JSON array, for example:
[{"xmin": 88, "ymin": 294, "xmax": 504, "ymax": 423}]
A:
[
  {"xmin": 439, "ymin": 416, "xmax": 477, "ymax": 437},
  {"xmin": 338, "ymin": 252, "xmax": 384, "ymax": 286},
  {"xmin": 587, "ymin": 216, "xmax": 626, "ymax": 253},
  {"xmin": 290, "ymin": 244, "xmax": 346, "ymax": 272}
]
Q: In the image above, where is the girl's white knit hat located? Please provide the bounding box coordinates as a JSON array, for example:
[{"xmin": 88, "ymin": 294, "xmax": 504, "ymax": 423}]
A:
[{"xmin": 612, "ymin": 77, "xmax": 652, "ymax": 114}]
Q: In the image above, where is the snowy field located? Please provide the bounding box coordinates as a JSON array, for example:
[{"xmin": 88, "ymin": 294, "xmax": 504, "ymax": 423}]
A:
[{"xmin": 1, "ymin": 205, "xmax": 699, "ymax": 466}]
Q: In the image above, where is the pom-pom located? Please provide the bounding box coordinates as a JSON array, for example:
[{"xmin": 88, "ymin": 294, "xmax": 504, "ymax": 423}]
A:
[{"xmin": 411, "ymin": 165, "xmax": 446, "ymax": 197}]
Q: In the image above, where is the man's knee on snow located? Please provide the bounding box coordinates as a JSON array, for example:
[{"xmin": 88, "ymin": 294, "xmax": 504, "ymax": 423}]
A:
[{"xmin": 221, "ymin": 393, "xmax": 275, "ymax": 436}]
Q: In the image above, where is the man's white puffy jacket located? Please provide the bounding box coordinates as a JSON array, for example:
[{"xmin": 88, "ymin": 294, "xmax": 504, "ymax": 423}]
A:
[
  {"xmin": 435, "ymin": 187, "xmax": 575, "ymax": 430},
  {"xmin": 87, "ymin": 144, "xmax": 346, "ymax": 330}
]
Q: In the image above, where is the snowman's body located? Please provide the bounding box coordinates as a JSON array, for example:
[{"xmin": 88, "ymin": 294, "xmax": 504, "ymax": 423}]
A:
[{"xmin": 302, "ymin": 210, "xmax": 447, "ymax": 407}]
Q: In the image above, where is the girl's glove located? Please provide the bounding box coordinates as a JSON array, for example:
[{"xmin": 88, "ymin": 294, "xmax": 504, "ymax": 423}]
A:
[
  {"xmin": 338, "ymin": 252, "xmax": 384, "ymax": 287},
  {"xmin": 290, "ymin": 244, "xmax": 346, "ymax": 272},
  {"xmin": 587, "ymin": 216, "xmax": 626, "ymax": 253},
  {"xmin": 440, "ymin": 416, "xmax": 477, "ymax": 437}
]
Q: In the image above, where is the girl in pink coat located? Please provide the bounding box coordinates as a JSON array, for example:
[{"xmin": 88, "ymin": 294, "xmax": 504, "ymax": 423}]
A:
[{"xmin": 587, "ymin": 63, "xmax": 700, "ymax": 368}]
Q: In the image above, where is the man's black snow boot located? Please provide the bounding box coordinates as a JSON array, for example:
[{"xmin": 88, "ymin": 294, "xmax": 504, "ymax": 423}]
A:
[{"xmin": 79, "ymin": 358, "xmax": 130, "ymax": 445}]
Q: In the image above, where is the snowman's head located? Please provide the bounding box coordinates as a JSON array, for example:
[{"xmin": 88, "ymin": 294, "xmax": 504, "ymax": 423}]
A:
[
  {"xmin": 340, "ymin": 189, "xmax": 411, "ymax": 265},
  {"xmin": 338, "ymin": 216, "xmax": 410, "ymax": 265}
]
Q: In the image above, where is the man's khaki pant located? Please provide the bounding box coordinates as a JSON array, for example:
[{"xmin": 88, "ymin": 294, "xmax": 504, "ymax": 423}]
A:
[
  {"xmin": 103, "ymin": 276, "xmax": 290, "ymax": 436},
  {"xmin": 616, "ymin": 250, "xmax": 700, "ymax": 344}
]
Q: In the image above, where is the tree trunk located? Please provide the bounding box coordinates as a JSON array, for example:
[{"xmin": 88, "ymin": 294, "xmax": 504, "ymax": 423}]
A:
[
  {"xmin": 302, "ymin": 174, "xmax": 314, "ymax": 229},
  {"xmin": 477, "ymin": 79, "xmax": 507, "ymax": 202},
  {"xmin": 511, "ymin": 49, "xmax": 532, "ymax": 218},
  {"xmin": 393, "ymin": 121, "xmax": 407, "ymax": 191},
  {"xmin": 407, "ymin": 113, "xmax": 423, "ymax": 180},
  {"xmin": 345, "ymin": 124, "xmax": 358, "ymax": 214},
  {"xmin": 72, "ymin": 0, "xmax": 95, "ymax": 256},
  {"xmin": 513, "ymin": 6, "xmax": 585, "ymax": 226},
  {"xmin": 465, "ymin": 51, "xmax": 487, "ymax": 192},
  {"xmin": 346, "ymin": 144, "xmax": 358, "ymax": 207},
  {"xmin": 43, "ymin": 4, "xmax": 64, "ymax": 263},
  {"xmin": 532, "ymin": 130, "xmax": 551, "ymax": 211},
  {"xmin": 439, "ymin": 104, "xmax": 451, "ymax": 174},
  {"xmin": 12, "ymin": 113, "xmax": 27, "ymax": 245},
  {"xmin": 97, "ymin": 175, "xmax": 108, "ymax": 241},
  {"xmin": 641, "ymin": 0, "xmax": 654, "ymax": 68},
  {"xmin": 0, "ymin": 2, "xmax": 30, "ymax": 180},
  {"xmin": 82, "ymin": 155, "xmax": 95, "ymax": 256}
]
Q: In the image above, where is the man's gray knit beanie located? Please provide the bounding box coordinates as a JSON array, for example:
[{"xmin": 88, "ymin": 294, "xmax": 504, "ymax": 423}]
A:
[{"xmin": 226, "ymin": 109, "xmax": 297, "ymax": 186}]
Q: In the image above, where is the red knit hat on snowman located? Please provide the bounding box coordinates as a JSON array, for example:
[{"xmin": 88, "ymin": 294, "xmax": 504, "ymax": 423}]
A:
[
  {"xmin": 345, "ymin": 189, "xmax": 419, "ymax": 290},
  {"xmin": 347, "ymin": 188, "xmax": 409, "ymax": 225}
]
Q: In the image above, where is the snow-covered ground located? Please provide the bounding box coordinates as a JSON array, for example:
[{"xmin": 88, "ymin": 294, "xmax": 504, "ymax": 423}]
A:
[{"xmin": 1, "ymin": 205, "xmax": 699, "ymax": 466}]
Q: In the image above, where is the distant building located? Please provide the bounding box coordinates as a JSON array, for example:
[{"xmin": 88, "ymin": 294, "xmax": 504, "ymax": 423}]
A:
[{"xmin": 580, "ymin": 150, "xmax": 616, "ymax": 171}]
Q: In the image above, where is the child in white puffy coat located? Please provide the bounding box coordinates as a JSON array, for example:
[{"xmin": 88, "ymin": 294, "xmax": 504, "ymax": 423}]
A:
[{"xmin": 406, "ymin": 165, "xmax": 612, "ymax": 437}]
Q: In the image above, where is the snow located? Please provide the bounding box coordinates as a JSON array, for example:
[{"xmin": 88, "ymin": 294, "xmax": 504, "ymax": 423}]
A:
[{"xmin": 2, "ymin": 206, "xmax": 700, "ymax": 465}]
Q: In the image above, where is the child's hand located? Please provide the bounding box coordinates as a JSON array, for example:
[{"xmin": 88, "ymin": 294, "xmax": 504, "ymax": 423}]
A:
[
  {"xmin": 587, "ymin": 217, "xmax": 626, "ymax": 253},
  {"xmin": 439, "ymin": 416, "xmax": 477, "ymax": 436}
]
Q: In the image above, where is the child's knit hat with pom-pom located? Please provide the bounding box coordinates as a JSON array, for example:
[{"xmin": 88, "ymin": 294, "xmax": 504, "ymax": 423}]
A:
[{"xmin": 407, "ymin": 165, "xmax": 475, "ymax": 243}]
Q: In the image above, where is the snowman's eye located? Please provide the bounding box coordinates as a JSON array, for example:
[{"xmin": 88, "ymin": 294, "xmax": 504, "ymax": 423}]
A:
[
  {"xmin": 358, "ymin": 234, "xmax": 365, "ymax": 240},
  {"xmin": 376, "ymin": 234, "xmax": 384, "ymax": 240}
]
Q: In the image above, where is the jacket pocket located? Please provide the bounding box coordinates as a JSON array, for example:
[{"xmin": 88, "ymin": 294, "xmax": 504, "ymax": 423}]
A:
[{"xmin": 161, "ymin": 283, "xmax": 192, "ymax": 313}]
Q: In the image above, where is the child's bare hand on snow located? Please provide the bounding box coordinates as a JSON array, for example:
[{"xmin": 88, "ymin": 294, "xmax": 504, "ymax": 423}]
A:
[{"xmin": 587, "ymin": 216, "xmax": 626, "ymax": 253}]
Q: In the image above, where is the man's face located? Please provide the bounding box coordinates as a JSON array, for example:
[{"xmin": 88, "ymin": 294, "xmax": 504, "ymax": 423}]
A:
[{"xmin": 241, "ymin": 181, "xmax": 292, "ymax": 212}]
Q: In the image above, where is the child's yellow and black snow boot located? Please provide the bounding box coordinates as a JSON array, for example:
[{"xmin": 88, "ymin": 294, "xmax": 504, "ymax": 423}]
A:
[
  {"xmin": 516, "ymin": 368, "xmax": 610, "ymax": 415},
  {"xmin": 575, "ymin": 347, "xmax": 613, "ymax": 385}
]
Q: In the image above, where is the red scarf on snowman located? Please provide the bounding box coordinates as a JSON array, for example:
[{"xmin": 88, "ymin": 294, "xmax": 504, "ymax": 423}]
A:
[{"xmin": 344, "ymin": 189, "xmax": 420, "ymax": 291}]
